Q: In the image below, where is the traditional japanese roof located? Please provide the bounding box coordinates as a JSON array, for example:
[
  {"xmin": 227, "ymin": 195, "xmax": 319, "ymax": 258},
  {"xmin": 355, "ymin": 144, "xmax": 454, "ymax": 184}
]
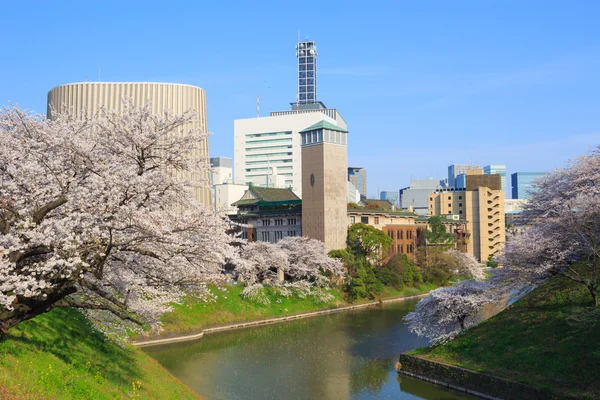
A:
[
  {"xmin": 232, "ymin": 187, "xmax": 300, "ymax": 206},
  {"xmin": 299, "ymin": 120, "xmax": 348, "ymax": 133}
]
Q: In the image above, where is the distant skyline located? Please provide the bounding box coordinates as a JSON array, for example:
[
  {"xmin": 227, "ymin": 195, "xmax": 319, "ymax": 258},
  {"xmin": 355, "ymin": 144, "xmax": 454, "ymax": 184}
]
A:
[{"xmin": 2, "ymin": 1, "xmax": 599, "ymax": 197}]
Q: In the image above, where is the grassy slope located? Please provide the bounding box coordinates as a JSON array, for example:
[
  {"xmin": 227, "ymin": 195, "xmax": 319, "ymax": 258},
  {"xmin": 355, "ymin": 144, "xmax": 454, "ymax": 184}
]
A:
[
  {"xmin": 411, "ymin": 275, "xmax": 600, "ymax": 399},
  {"xmin": 0, "ymin": 308, "xmax": 200, "ymax": 400},
  {"xmin": 159, "ymin": 283, "xmax": 436, "ymax": 335}
]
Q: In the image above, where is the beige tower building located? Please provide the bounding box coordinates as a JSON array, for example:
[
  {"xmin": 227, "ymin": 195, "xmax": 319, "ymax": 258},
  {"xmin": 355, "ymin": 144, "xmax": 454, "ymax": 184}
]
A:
[
  {"xmin": 300, "ymin": 120, "xmax": 348, "ymax": 250},
  {"xmin": 47, "ymin": 82, "xmax": 211, "ymax": 206},
  {"xmin": 428, "ymin": 169, "xmax": 505, "ymax": 261}
]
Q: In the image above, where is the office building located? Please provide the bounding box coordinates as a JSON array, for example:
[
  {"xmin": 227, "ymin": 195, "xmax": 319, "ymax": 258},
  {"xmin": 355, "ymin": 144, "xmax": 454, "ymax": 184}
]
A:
[
  {"xmin": 301, "ymin": 120, "xmax": 348, "ymax": 250},
  {"xmin": 511, "ymin": 172, "xmax": 547, "ymax": 199},
  {"xmin": 448, "ymin": 164, "xmax": 480, "ymax": 188},
  {"xmin": 213, "ymin": 183, "xmax": 248, "ymax": 213},
  {"xmin": 234, "ymin": 112, "xmax": 346, "ymax": 197},
  {"xmin": 211, "ymin": 157, "xmax": 233, "ymax": 185},
  {"xmin": 47, "ymin": 82, "xmax": 211, "ymax": 206},
  {"xmin": 483, "ymin": 165, "xmax": 508, "ymax": 198},
  {"xmin": 429, "ymin": 169, "xmax": 505, "ymax": 262},
  {"xmin": 234, "ymin": 39, "xmax": 347, "ymax": 197},
  {"xmin": 380, "ymin": 191, "xmax": 399, "ymax": 208},
  {"xmin": 348, "ymin": 167, "xmax": 367, "ymax": 198},
  {"xmin": 399, "ymin": 179, "xmax": 444, "ymax": 215},
  {"xmin": 230, "ymin": 187, "xmax": 302, "ymax": 242}
]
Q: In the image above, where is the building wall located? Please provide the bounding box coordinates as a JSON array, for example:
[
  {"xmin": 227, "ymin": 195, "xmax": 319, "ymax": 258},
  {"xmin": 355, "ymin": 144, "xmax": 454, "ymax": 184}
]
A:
[
  {"xmin": 400, "ymin": 179, "xmax": 444, "ymax": 214},
  {"xmin": 348, "ymin": 167, "xmax": 367, "ymax": 198},
  {"xmin": 428, "ymin": 184, "xmax": 505, "ymax": 262},
  {"xmin": 511, "ymin": 172, "xmax": 547, "ymax": 199},
  {"xmin": 483, "ymin": 165, "xmax": 508, "ymax": 198},
  {"xmin": 448, "ymin": 164, "xmax": 480, "ymax": 188},
  {"xmin": 213, "ymin": 183, "xmax": 248, "ymax": 213},
  {"xmin": 382, "ymin": 225, "xmax": 418, "ymax": 261},
  {"xmin": 380, "ymin": 191, "xmax": 399, "ymax": 208},
  {"xmin": 47, "ymin": 82, "xmax": 211, "ymax": 206},
  {"xmin": 211, "ymin": 157, "xmax": 233, "ymax": 185},
  {"xmin": 234, "ymin": 112, "xmax": 342, "ymax": 197},
  {"xmin": 241, "ymin": 214, "xmax": 302, "ymax": 243},
  {"xmin": 302, "ymin": 141, "xmax": 348, "ymax": 250}
]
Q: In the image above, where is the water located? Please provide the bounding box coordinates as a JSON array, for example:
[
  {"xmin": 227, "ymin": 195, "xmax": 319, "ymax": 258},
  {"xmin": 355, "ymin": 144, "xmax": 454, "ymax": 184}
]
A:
[{"xmin": 145, "ymin": 299, "xmax": 477, "ymax": 400}]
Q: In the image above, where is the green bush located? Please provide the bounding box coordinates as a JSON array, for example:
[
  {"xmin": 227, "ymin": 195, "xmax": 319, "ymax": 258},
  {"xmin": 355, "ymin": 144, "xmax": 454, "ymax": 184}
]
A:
[
  {"xmin": 345, "ymin": 259, "xmax": 384, "ymax": 300},
  {"xmin": 376, "ymin": 254, "xmax": 422, "ymax": 290}
]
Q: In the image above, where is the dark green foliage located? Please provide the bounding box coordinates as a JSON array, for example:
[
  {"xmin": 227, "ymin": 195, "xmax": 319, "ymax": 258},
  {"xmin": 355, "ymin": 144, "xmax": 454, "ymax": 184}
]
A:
[
  {"xmin": 375, "ymin": 254, "xmax": 422, "ymax": 290},
  {"xmin": 347, "ymin": 223, "xmax": 392, "ymax": 259},
  {"xmin": 486, "ymin": 255, "xmax": 498, "ymax": 268},
  {"xmin": 425, "ymin": 216, "xmax": 455, "ymax": 249},
  {"xmin": 345, "ymin": 259, "xmax": 384, "ymax": 300}
]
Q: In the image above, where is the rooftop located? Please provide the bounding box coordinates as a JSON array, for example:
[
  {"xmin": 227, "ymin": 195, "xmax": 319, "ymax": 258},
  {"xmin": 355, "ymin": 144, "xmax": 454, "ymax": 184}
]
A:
[{"xmin": 299, "ymin": 120, "xmax": 348, "ymax": 133}]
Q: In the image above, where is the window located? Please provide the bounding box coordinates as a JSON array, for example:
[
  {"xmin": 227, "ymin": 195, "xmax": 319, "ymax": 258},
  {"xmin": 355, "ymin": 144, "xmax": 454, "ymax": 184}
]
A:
[
  {"xmin": 262, "ymin": 219, "xmax": 271, "ymax": 226},
  {"xmin": 459, "ymin": 210, "xmax": 463, "ymax": 215},
  {"xmin": 398, "ymin": 244, "xmax": 403, "ymax": 253},
  {"xmin": 448, "ymin": 203, "xmax": 451, "ymax": 208},
  {"xmin": 374, "ymin": 217, "xmax": 379, "ymax": 224},
  {"xmin": 361, "ymin": 216, "xmax": 369, "ymax": 224},
  {"xmin": 288, "ymin": 218, "xmax": 297, "ymax": 225},
  {"xmin": 241, "ymin": 231, "xmax": 248, "ymax": 239},
  {"xmin": 459, "ymin": 203, "xmax": 462, "ymax": 207},
  {"xmin": 430, "ymin": 197, "xmax": 433, "ymax": 201},
  {"xmin": 399, "ymin": 230, "xmax": 403, "ymax": 240},
  {"xmin": 350, "ymin": 216, "xmax": 355, "ymax": 224},
  {"xmin": 260, "ymin": 231, "xmax": 269, "ymax": 241},
  {"xmin": 448, "ymin": 196, "xmax": 451, "ymax": 200},
  {"xmin": 275, "ymin": 219, "xmax": 283, "ymax": 226},
  {"xmin": 287, "ymin": 230, "xmax": 297, "ymax": 237},
  {"xmin": 275, "ymin": 231, "xmax": 283, "ymax": 240},
  {"xmin": 459, "ymin": 196, "xmax": 462, "ymax": 200},
  {"xmin": 388, "ymin": 231, "xmax": 394, "ymax": 239}
]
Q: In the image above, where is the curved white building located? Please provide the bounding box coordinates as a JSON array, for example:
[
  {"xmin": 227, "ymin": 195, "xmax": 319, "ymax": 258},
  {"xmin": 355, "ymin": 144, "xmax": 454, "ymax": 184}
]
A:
[{"xmin": 47, "ymin": 82, "xmax": 211, "ymax": 206}]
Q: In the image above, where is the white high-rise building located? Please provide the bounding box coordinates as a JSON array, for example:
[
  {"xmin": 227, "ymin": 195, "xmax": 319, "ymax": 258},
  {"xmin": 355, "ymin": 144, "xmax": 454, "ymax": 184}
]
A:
[
  {"xmin": 210, "ymin": 157, "xmax": 233, "ymax": 185},
  {"xmin": 234, "ymin": 110, "xmax": 346, "ymax": 197}
]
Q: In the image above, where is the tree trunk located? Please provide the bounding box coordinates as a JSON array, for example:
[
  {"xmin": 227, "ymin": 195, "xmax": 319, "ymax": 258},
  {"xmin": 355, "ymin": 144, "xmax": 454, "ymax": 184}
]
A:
[
  {"xmin": 0, "ymin": 285, "xmax": 76, "ymax": 337},
  {"xmin": 589, "ymin": 286, "xmax": 599, "ymax": 307}
]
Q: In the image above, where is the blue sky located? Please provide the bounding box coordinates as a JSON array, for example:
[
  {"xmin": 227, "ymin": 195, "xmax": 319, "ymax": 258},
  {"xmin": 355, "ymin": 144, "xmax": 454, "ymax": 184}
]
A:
[{"xmin": 2, "ymin": 1, "xmax": 599, "ymax": 197}]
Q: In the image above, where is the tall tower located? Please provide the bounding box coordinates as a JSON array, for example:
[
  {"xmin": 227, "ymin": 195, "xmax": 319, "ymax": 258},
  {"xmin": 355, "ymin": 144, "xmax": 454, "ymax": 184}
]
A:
[
  {"xmin": 300, "ymin": 120, "xmax": 348, "ymax": 250},
  {"xmin": 296, "ymin": 40, "xmax": 317, "ymax": 105}
]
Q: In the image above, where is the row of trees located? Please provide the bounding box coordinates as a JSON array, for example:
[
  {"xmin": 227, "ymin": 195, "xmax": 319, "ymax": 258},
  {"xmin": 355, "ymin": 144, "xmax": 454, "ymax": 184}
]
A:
[
  {"xmin": 331, "ymin": 221, "xmax": 485, "ymax": 301},
  {"xmin": 0, "ymin": 104, "xmax": 345, "ymax": 336},
  {"xmin": 406, "ymin": 146, "xmax": 600, "ymax": 344}
]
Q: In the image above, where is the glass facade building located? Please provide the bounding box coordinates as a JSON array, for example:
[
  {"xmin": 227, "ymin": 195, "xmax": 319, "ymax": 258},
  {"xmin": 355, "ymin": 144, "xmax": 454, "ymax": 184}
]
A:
[
  {"xmin": 296, "ymin": 40, "xmax": 317, "ymax": 104},
  {"xmin": 511, "ymin": 172, "xmax": 547, "ymax": 199},
  {"xmin": 348, "ymin": 167, "xmax": 367, "ymax": 198},
  {"xmin": 380, "ymin": 191, "xmax": 399, "ymax": 208},
  {"xmin": 448, "ymin": 164, "xmax": 480, "ymax": 188},
  {"xmin": 483, "ymin": 164, "xmax": 508, "ymax": 198}
]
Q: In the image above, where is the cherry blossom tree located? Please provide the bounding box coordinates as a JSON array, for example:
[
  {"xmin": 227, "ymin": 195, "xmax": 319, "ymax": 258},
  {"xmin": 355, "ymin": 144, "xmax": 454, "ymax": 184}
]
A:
[
  {"xmin": 0, "ymin": 103, "xmax": 230, "ymax": 335},
  {"xmin": 277, "ymin": 236, "xmax": 344, "ymax": 282},
  {"xmin": 234, "ymin": 241, "xmax": 288, "ymax": 285},
  {"xmin": 500, "ymin": 148, "xmax": 600, "ymax": 306},
  {"xmin": 404, "ymin": 280, "xmax": 494, "ymax": 344},
  {"xmin": 446, "ymin": 250, "xmax": 487, "ymax": 281}
]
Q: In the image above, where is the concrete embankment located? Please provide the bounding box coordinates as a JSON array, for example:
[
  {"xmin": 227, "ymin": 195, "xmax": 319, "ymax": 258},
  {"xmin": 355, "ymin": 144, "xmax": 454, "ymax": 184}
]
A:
[
  {"xmin": 133, "ymin": 293, "xmax": 427, "ymax": 347},
  {"xmin": 397, "ymin": 354, "xmax": 579, "ymax": 400}
]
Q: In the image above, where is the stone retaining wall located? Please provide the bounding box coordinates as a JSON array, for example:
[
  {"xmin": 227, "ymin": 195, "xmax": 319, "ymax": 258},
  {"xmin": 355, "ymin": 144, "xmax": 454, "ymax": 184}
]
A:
[
  {"xmin": 133, "ymin": 293, "xmax": 427, "ymax": 347},
  {"xmin": 398, "ymin": 354, "xmax": 577, "ymax": 400}
]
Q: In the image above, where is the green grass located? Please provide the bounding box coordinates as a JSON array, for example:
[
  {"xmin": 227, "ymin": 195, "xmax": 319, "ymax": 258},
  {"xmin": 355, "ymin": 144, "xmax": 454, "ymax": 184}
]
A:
[
  {"xmin": 0, "ymin": 308, "xmax": 201, "ymax": 400},
  {"xmin": 410, "ymin": 275, "xmax": 600, "ymax": 399},
  {"xmin": 158, "ymin": 283, "xmax": 436, "ymax": 335}
]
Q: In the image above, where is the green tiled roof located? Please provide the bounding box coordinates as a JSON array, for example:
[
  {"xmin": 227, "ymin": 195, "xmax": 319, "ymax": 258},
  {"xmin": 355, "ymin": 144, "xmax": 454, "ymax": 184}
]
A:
[
  {"xmin": 249, "ymin": 187, "xmax": 300, "ymax": 201},
  {"xmin": 299, "ymin": 120, "xmax": 348, "ymax": 133},
  {"xmin": 232, "ymin": 187, "xmax": 300, "ymax": 206},
  {"xmin": 363, "ymin": 199, "xmax": 395, "ymax": 211}
]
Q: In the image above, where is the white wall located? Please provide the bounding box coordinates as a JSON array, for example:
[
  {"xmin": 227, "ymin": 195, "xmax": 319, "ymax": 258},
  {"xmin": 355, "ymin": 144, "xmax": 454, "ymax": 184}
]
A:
[
  {"xmin": 234, "ymin": 112, "xmax": 341, "ymax": 198},
  {"xmin": 213, "ymin": 183, "xmax": 249, "ymax": 213}
]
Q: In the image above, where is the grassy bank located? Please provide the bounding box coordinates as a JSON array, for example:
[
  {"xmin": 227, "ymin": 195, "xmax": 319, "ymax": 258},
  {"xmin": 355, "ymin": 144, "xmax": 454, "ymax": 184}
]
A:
[
  {"xmin": 0, "ymin": 308, "xmax": 200, "ymax": 400},
  {"xmin": 158, "ymin": 283, "xmax": 436, "ymax": 335},
  {"xmin": 410, "ymin": 275, "xmax": 600, "ymax": 399}
]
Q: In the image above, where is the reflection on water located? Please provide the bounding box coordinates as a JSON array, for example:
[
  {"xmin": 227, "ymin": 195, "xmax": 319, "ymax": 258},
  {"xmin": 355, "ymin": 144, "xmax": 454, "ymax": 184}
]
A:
[{"xmin": 145, "ymin": 299, "xmax": 477, "ymax": 400}]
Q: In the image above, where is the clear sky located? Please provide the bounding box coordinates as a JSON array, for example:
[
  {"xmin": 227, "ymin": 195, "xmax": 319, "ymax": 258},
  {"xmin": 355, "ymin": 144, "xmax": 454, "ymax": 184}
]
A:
[{"xmin": 2, "ymin": 1, "xmax": 599, "ymax": 197}]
